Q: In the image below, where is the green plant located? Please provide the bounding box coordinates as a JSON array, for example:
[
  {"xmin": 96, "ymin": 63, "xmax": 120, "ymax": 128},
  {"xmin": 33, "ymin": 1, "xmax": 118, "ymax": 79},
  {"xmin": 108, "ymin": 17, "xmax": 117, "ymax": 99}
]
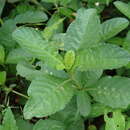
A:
[{"xmin": 1, "ymin": 0, "xmax": 130, "ymax": 130}]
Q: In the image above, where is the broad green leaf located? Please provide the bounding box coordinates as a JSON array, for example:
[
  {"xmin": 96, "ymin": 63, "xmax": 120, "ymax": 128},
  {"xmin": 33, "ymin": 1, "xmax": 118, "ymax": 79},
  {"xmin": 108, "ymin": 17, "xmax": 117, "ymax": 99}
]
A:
[
  {"xmin": 89, "ymin": 76, "xmax": 130, "ymax": 108},
  {"xmin": 14, "ymin": 11, "xmax": 48, "ymax": 23},
  {"xmin": 64, "ymin": 8, "xmax": 101, "ymax": 50},
  {"xmin": 114, "ymin": 1, "xmax": 130, "ymax": 19},
  {"xmin": 0, "ymin": 19, "xmax": 16, "ymax": 48},
  {"xmin": 102, "ymin": 18, "xmax": 129, "ymax": 41},
  {"xmin": 6, "ymin": 48, "xmax": 32, "ymax": 64},
  {"xmin": 74, "ymin": 44, "xmax": 130, "ymax": 70},
  {"xmin": 104, "ymin": 110, "xmax": 125, "ymax": 130},
  {"xmin": 24, "ymin": 75, "xmax": 74, "ymax": 119},
  {"xmin": 88, "ymin": 103, "xmax": 112, "ymax": 118},
  {"xmin": 16, "ymin": 62, "xmax": 43, "ymax": 81},
  {"xmin": 73, "ymin": 70, "xmax": 103, "ymax": 88},
  {"xmin": 107, "ymin": 37, "xmax": 124, "ymax": 46},
  {"xmin": 2, "ymin": 108, "xmax": 18, "ymax": 130},
  {"xmin": 0, "ymin": 71, "xmax": 6, "ymax": 85},
  {"xmin": 16, "ymin": 117, "xmax": 33, "ymax": 130},
  {"xmin": 77, "ymin": 91, "xmax": 91, "ymax": 117},
  {"xmin": 51, "ymin": 97, "xmax": 81, "ymax": 124},
  {"xmin": 0, "ymin": 0, "xmax": 6, "ymax": 16},
  {"xmin": 37, "ymin": 62, "xmax": 69, "ymax": 79},
  {"xmin": 0, "ymin": 45, "xmax": 5, "ymax": 64},
  {"xmin": 66, "ymin": 119, "xmax": 85, "ymax": 130},
  {"xmin": 33, "ymin": 119, "xmax": 65, "ymax": 130},
  {"xmin": 64, "ymin": 50, "xmax": 75, "ymax": 70},
  {"xmin": 12, "ymin": 27, "xmax": 65, "ymax": 70}
]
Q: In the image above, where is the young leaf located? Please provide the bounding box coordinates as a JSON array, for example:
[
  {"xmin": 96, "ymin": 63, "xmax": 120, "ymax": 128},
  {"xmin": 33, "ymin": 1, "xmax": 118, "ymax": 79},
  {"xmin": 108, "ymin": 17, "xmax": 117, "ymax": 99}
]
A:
[
  {"xmin": 14, "ymin": 11, "xmax": 48, "ymax": 24},
  {"xmin": 23, "ymin": 75, "xmax": 74, "ymax": 119},
  {"xmin": 43, "ymin": 18, "xmax": 64, "ymax": 40},
  {"xmin": 12, "ymin": 27, "xmax": 65, "ymax": 70},
  {"xmin": 74, "ymin": 44, "xmax": 130, "ymax": 70},
  {"xmin": 77, "ymin": 91, "xmax": 91, "ymax": 117},
  {"xmin": 0, "ymin": 71, "xmax": 6, "ymax": 85},
  {"xmin": 114, "ymin": 1, "xmax": 130, "ymax": 19},
  {"xmin": 89, "ymin": 76, "xmax": 130, "ymax": 108},
  {"xmin": 102, "ymin": 17, "xmax": 129, "ymax": 41},
  {"xmin": 0, "ymin": 45, "xmax": 5, "ymax": 64},
  {"xmin": 2, "ymin": 108, "xmax": 18, "ymax": 130},
  {"xmin": 64, "ymin": 50, "xmax": 75, "ymax": 70},
  {"xmin": 64, "ymin": 8, "xmax": 101, "ymax": 50},
  {"xmin": 33, "ymin": 119, "xmax": 66, "ymax": 130},
  {"xmin": 104, "ymin": 110, "xmax": 125, "ymax": 130}
]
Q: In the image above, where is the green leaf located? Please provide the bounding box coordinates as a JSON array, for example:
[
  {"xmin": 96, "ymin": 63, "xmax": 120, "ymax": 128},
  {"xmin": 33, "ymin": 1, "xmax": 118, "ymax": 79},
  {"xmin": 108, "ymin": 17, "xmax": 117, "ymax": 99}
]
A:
[
  {"xmin": 77, "ymin": 91, "xmax": 91, "ymax": 117},
  {"xmin": 6, "ymin": 48, "xmax": 32, "ymax": 64},
  {"xmin": 43, "ymin": 18, "xmax": 64, "ymax": 40},
  {"xmin": 104, "ymin": 110, "xmax": 125, "ymax": 130},
  {"xmin": 73, "ymin": 70, "xmax": 103, "ymax": 88},
  {"xmin": 0, "ymin": 45, "xmax": 5, "ymax": 64},
  {"xmin": 88, "ymin": 125, "xmax": 97, "ymax": 130},
  {"xmin": 16, "ymin": 117, "xmax": 33, "ymax": 130},
  {"xmin": 33, "ymin": 119, "xmax": 66, "ymax": 130},
  {"xmin": 64, "ymin": 50, "xmax": 75, "ymax": 70},
  {"xmin": 0, "ymin": 71, "xmax": 6, "ymax": 85},
  {"xmin": 16, "ymin": 62, "xmax": 43, "ymax": 81},
  {"xmin": 0, "ymin": 19, "xmax": 16, "ymax": 48},
  {"xmin": 74, "ymin": 44, "xmax": 130, "ymax": 70},
  {"xmin": 2, "ymin": 108, "xmax": 18, "ymax": 130},
  {"xmin": 23, "ymin": 75, "xmax": 74, "ymax": 119},
  {"xmin": 125, "ymin": 118, "xmax": 130, "ymax": 130},
  {"xmin": 88, "ymin": 103, "xmax": 112, "ymax": 118},
  {"xmin": 64, "ymin": 8, "xmax": 101, "ymax": 50},
  {"xmin": 0, "ymin": 0, "xmax": 6, "ymax": 17},
  {"xmin": 89, "ymin": 76, "xmax": 130, "ymax": 108},
  {"xmin": 114, "ymin": 1, "xmax": 130, "ymax": 19},
  {"xmin": 14, "ymin": 11, "xmax": 48, "ymax": 24},
  {"xmin": 12, "ymin": 27, "xmax": 65, "ymax": 70},
  {"xmin": 102, "ymin": 17, "xmax": 129, "ymax": 41}
]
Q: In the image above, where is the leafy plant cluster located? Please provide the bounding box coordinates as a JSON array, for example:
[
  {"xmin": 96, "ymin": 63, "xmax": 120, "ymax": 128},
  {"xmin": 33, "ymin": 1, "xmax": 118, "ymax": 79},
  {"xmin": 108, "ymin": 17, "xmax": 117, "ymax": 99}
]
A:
[{"xmin": 1, "ymin": 0, "xmax": 130, "ymax": 130}]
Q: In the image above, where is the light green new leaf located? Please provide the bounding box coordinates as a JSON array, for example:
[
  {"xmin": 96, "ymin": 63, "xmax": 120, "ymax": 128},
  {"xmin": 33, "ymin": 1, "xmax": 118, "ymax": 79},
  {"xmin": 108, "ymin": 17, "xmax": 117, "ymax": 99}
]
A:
[
  {"xmin": 0, "ymin": 45, "xmax": 5, "ymax": 64},
  {"xmin": 6, "ymin": 48, "xmax": 32, "ymax": 64},
  {"xmin": 12, "ymin": 27, "xmax": 65, "ymax": 70},
  {"xmin": 64, "ymin": 8, "xmax": 101, "ymax": 50},
  {"xmin": 0, "ymin": 71, "xmax": 6, "ymax": 85},
  {"xmin": 104, "ymin": 110, "xmax": 125, "ymax": 130},
  {"xmin": 89, "ymin": 76, "xmax": 130, "ymax": 108},
  {"xmin": 24, "ymin": 75, "xmax": 74, "ymax": 119},
  {"xmin": 43, "ymin": 18, "xmax": 64, "ymax": 40},
  {"xmin": 2, "ymin": 108, "xmax": 18, "ymax": 130},
  {"xmin": 77, "ymin": 91, "xmax": 91, "ymax": 117},
  {"xmin": 16, "ymin": 62, "xmax": 43, "ymax": 81},
  {"xmin": 74, "ymin": 44, "xmax": 130, "ymax": 70},
  {"xmin": 14, "ymin": 11, "xmax": 48, "ymax": 24},
  {"xmin": 102, "ymin": 17, "xmax": 129, "ymax": 41},
  {"xmin": 114, "ymin": 1, "xmax": 130, "ymax": 19},
  {"xmin": 33, "ymin": 119, "xmax": 66, "ymax": 130}
]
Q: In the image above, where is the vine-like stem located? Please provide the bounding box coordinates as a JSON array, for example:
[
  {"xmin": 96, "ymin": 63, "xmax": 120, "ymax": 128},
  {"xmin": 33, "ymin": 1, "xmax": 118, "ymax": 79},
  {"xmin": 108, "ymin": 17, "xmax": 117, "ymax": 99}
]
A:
[{"xmin": 12, "ymin": 90, "xmax": 29, "ymax": 99}]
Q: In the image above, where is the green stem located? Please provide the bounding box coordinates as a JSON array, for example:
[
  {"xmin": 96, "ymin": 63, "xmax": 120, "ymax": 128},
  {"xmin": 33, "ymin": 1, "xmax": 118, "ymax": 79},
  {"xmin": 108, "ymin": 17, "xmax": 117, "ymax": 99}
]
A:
[
  {"xmin": 12, "ymin": 90, "xmax": 29, "ymax": 99},
  {"xmin": 31, "ymin": 0, "xmax": 51, "ymax": 15}
]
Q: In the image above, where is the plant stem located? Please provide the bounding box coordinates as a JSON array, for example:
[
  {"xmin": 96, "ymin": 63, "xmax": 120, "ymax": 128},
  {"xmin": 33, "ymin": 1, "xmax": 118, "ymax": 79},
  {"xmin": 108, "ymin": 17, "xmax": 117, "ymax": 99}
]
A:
[{"xmin": 12, "ymin": 90, "xmax": 29, "ymax": 99}]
